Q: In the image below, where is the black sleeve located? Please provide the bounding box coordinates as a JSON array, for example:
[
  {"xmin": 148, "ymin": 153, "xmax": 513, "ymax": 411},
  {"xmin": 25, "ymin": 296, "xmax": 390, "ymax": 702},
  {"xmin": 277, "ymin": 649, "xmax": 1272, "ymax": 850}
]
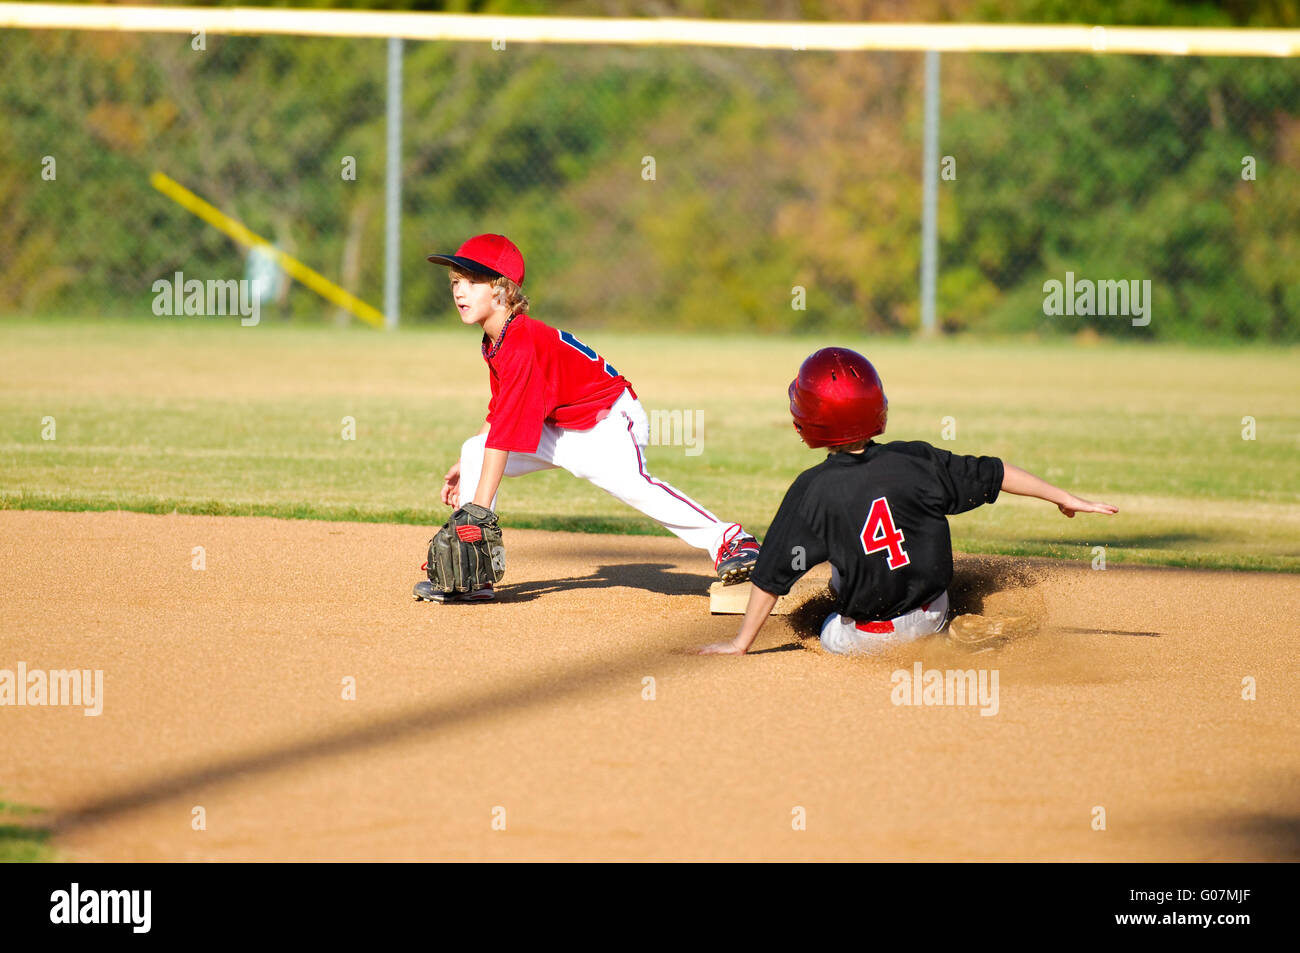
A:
[
  {"xmin": 928, "ymin": 446, "xmax": 1004, "ymax": 515},
  {"xmin": 749, "ymin": 477, "xmax": 830, "ymax": 597}
]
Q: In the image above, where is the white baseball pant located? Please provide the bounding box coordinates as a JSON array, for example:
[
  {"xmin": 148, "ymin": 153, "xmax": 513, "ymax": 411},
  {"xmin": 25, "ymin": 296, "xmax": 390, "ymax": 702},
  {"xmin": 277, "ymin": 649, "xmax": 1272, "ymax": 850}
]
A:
[
  {"xmin": 456, "ymin": 389, "xmax": 740, "ymax": 562},
  {"xmin": 819, "ymin": 565, "xmax": 949, "ymax": 655}
]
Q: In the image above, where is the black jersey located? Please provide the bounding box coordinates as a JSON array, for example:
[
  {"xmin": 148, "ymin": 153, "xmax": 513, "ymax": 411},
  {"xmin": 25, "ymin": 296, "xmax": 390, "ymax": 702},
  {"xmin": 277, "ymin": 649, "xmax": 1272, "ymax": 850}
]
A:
[{"xmin": 750, "ymin": 441, "xmax": 1004, "ymax": 622}]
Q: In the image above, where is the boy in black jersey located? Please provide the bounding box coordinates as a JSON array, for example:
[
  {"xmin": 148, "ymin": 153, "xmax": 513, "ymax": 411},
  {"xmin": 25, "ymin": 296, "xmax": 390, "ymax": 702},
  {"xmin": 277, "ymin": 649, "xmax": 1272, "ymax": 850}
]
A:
[{"xmin": 699, "ymin": 348, "xmax": 1117, "ymax": 656}]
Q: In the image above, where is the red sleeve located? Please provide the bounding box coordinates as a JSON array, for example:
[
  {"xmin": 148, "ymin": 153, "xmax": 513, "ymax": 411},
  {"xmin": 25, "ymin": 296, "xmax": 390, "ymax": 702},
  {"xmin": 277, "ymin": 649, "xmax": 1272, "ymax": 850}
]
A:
[{"xmin": 484, "ymin": 336, "xmax": 546, "ymax": 453}]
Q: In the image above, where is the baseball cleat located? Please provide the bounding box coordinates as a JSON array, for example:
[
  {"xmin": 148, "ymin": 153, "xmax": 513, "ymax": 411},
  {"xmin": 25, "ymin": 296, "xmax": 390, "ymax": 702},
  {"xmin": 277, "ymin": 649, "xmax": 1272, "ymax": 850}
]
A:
[
  {"xmin": 715, "ymin": 527, "xmax": 761, "ymax": 586},
  {"xmin": 413, "ymin": 580, "xmax": 495, "ymax": 603},
  {"xmin": 947, "ymin": 613, "xmax": 1034, "ymax": 651}
]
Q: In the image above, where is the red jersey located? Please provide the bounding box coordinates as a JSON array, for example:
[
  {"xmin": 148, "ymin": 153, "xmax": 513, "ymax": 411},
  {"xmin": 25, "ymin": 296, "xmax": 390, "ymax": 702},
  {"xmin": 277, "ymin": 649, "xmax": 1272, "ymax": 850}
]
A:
[{"xmin": 482, "ymin": 314, "xmax": 635, "ymax": 453}]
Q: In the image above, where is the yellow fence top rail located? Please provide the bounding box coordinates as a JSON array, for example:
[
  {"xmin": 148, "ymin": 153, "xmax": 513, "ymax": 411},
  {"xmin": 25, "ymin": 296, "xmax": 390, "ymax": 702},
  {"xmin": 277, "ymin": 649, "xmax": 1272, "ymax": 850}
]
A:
[{"xmin": 2, "ymin": 3, "xmax": 1298, "ymax": 57}]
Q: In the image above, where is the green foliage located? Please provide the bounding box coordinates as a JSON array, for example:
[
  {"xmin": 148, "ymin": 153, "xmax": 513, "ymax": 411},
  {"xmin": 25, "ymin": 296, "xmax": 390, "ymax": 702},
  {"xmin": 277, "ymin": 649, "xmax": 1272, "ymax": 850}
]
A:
[
  {"xmin": 942, "ymin": 52, "xmax": 1300, "ymax": 340},
  {"xmin": 1, "ymin": 2, "xmax": 1298, "ymax": 339}
]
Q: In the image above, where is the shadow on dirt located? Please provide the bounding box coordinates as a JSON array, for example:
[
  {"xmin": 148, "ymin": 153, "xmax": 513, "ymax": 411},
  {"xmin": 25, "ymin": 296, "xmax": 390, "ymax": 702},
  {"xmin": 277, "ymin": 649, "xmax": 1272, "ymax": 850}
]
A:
[
  {"xmin": 1054, "ymin": 625, "xmax": 1161, "ymax": 637},
  {"xmin": 747, "ymin": 643, "xmax": 806, "ymax": 655},
  {"xmin": 47, "ymin": 638, "xmax": 694, "ymax": 836},
  {"xmin": 500, "ymin": 562, "xmax": 715, "ymax": 601},
  {"xmin": 1209, "ymin": 811, "xmax": 1300, "ymax": 860}
]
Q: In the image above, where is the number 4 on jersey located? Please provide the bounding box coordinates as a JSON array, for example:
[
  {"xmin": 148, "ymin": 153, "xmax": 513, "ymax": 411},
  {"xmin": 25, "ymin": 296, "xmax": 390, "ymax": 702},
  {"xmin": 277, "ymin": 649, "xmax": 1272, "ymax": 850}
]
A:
[{"xmin": 860, "ymin": 496, "xmax": 911, "ymax": 570}]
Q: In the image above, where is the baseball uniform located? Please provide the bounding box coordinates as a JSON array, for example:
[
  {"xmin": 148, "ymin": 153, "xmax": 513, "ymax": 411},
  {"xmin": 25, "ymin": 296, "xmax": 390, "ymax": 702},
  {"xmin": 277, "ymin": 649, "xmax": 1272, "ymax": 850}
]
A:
[
  {"xmin": 749, "ymin": 441, "xmax": 1005, "ymax": 654},
  {"xmin": 455, "ymin": 313, "xmax": 747, "ymax": 562}
]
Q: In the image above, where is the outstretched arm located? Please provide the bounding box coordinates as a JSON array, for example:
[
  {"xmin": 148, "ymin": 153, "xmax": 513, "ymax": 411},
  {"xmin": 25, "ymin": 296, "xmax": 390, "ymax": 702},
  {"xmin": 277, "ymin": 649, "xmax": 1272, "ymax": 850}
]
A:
[
  {"xmin": 1001, "ymin": 463, "xmax": 1118, "ymax": 518},
  {"xmin": 698, "ymin": 583, "xmax": 780, "ymax": 655}
]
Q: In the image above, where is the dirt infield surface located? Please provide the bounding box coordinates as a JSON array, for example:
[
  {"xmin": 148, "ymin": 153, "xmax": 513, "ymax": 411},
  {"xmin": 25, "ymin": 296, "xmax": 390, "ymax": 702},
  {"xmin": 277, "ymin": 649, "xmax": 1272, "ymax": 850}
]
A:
[{"xmin": 1, "ymin": 509, "xmax": 1297, "ymax": 861}]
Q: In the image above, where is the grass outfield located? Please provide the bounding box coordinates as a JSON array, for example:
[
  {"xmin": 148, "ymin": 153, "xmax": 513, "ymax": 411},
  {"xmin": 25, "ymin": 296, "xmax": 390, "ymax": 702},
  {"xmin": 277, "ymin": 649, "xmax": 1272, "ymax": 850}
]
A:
[
  {"xmin": 0, "ymin": 799, "xmax": 53, "ymax": 862},
  {"xmin": 1, "ymin": 318, "xmax": 1297, "ymax": 572}
]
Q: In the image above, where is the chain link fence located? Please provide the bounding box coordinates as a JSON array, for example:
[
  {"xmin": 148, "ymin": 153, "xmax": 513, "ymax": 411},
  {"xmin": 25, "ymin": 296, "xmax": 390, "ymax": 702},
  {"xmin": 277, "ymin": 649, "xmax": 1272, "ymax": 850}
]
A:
[{"xmin": 2, "ymin": 26, "xmax": 1298, "ymax": 339}]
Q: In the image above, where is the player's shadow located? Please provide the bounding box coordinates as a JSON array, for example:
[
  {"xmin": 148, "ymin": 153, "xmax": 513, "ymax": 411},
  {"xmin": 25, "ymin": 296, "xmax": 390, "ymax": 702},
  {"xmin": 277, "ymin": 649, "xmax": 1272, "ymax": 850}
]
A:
[
  {"xmin": 1176, "ymin": 772, "xmax": 1300, "ymax": 860},
  {"xmin": 1207, "ymin": 811, "xmax": 1300, "ymax": 860},
  {"xmin": 1053, "ymin": 625, "xmax": 1162, "ymax": 638},
  {"xmin": 499, "ymin": 562, "xmax": 713, "ymax": 602}
]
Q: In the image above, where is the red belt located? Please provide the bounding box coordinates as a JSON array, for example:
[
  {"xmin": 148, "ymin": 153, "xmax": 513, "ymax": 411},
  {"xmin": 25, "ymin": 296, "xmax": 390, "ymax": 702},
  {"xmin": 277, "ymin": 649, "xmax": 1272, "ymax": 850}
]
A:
[
  {"xmin": 855, "ymin": 620, "xmax": 894, "ymax": 634},
  {"xmin": 854, "ymin": 601, "xmax": 930, "ymax": 634}
]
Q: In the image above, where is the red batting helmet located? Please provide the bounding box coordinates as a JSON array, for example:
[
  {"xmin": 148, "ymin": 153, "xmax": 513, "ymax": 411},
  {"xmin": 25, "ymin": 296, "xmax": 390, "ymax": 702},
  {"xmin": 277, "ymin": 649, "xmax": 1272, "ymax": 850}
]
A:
[{"xmin": 788, "ymin": 347, "xmax": 888, "ymax": 448}]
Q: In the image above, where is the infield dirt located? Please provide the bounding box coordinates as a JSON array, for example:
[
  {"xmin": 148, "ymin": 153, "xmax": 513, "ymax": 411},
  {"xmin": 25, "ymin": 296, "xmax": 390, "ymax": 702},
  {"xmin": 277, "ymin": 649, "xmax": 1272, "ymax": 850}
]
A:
[{"xmin": 1, "ymin": 509, "xmax": 1297, "ymax": 861}]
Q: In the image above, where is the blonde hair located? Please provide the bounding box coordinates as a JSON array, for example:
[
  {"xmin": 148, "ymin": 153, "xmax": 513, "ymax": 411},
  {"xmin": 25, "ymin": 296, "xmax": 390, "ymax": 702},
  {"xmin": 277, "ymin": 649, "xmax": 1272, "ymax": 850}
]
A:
[{"xmin": 449, "ymin": 268, "xmax": 529, "ymax": 316}]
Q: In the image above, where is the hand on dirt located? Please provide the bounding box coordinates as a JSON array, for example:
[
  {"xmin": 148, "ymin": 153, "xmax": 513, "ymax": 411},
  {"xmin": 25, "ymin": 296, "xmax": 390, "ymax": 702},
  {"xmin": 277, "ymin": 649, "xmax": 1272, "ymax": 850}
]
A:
[
  {"xmin": 441, "ymin": 462, "xmax": 461, "ymax": 507},
  {"xmin": 1059, "ymin": 494, "xmax": 1119, "ymax": 518},
  {"xmin": 697, "ymin": 640, "xmax": 747, "ymax": 655}
]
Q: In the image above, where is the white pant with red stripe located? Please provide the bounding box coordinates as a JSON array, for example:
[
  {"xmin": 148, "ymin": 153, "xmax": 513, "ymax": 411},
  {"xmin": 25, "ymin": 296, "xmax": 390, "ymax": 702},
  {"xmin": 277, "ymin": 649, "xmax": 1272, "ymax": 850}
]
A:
[
  {"xmin": 456, "ymin": 390, "xmax": 740, "ymax": 562},
  {"xmin": 820, "ymin": 565, "xmax": 949, "ymax": 655}
]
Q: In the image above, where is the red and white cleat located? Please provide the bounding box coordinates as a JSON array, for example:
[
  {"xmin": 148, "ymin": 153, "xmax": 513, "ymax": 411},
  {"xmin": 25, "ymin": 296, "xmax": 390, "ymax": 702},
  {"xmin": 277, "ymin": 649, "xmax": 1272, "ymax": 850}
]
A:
[{"xmin": 714, "ymin": 525, "xmax": 761, "ymax": 586}]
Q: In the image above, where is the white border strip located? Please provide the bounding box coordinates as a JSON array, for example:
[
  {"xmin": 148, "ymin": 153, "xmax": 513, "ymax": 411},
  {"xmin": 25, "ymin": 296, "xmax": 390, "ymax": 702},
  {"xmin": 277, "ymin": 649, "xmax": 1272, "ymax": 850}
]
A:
[{"xmin": 1, "ymin": 4, "xmax": 1298, "ymax": 57}]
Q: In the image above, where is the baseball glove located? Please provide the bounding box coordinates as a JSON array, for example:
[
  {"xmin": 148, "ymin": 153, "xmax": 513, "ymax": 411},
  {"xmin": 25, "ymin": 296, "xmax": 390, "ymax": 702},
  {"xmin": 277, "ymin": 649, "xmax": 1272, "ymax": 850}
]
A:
[{"xmin": 427, "ymin": 503, "xmax": 506, "ymax": 596}]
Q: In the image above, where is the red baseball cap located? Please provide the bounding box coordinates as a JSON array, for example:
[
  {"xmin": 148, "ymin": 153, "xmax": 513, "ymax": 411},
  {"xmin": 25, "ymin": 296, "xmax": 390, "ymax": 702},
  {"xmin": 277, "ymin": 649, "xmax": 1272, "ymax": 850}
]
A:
[{"xmin": 426, "ymin": 233, "xmax": 525, "ymax": 285}]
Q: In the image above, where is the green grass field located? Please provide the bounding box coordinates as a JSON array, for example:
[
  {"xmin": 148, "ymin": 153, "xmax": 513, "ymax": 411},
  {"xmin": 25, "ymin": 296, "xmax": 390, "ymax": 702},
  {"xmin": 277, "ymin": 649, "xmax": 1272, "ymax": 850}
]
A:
[
  {"xmin": 0, "ymin": 799, "xmax": 53, "ymax": 862},
  {"xmin": 2, "ymin": 318, "xmax": 1297, "ymax": 572}
]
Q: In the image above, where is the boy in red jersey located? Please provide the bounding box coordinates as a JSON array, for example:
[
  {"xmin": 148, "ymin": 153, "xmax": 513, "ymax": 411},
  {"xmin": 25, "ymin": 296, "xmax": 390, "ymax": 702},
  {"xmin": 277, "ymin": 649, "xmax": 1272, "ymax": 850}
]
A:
[{"xmin": 414, "ymin": 234, "xmax": 759, "ymax": 603}]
